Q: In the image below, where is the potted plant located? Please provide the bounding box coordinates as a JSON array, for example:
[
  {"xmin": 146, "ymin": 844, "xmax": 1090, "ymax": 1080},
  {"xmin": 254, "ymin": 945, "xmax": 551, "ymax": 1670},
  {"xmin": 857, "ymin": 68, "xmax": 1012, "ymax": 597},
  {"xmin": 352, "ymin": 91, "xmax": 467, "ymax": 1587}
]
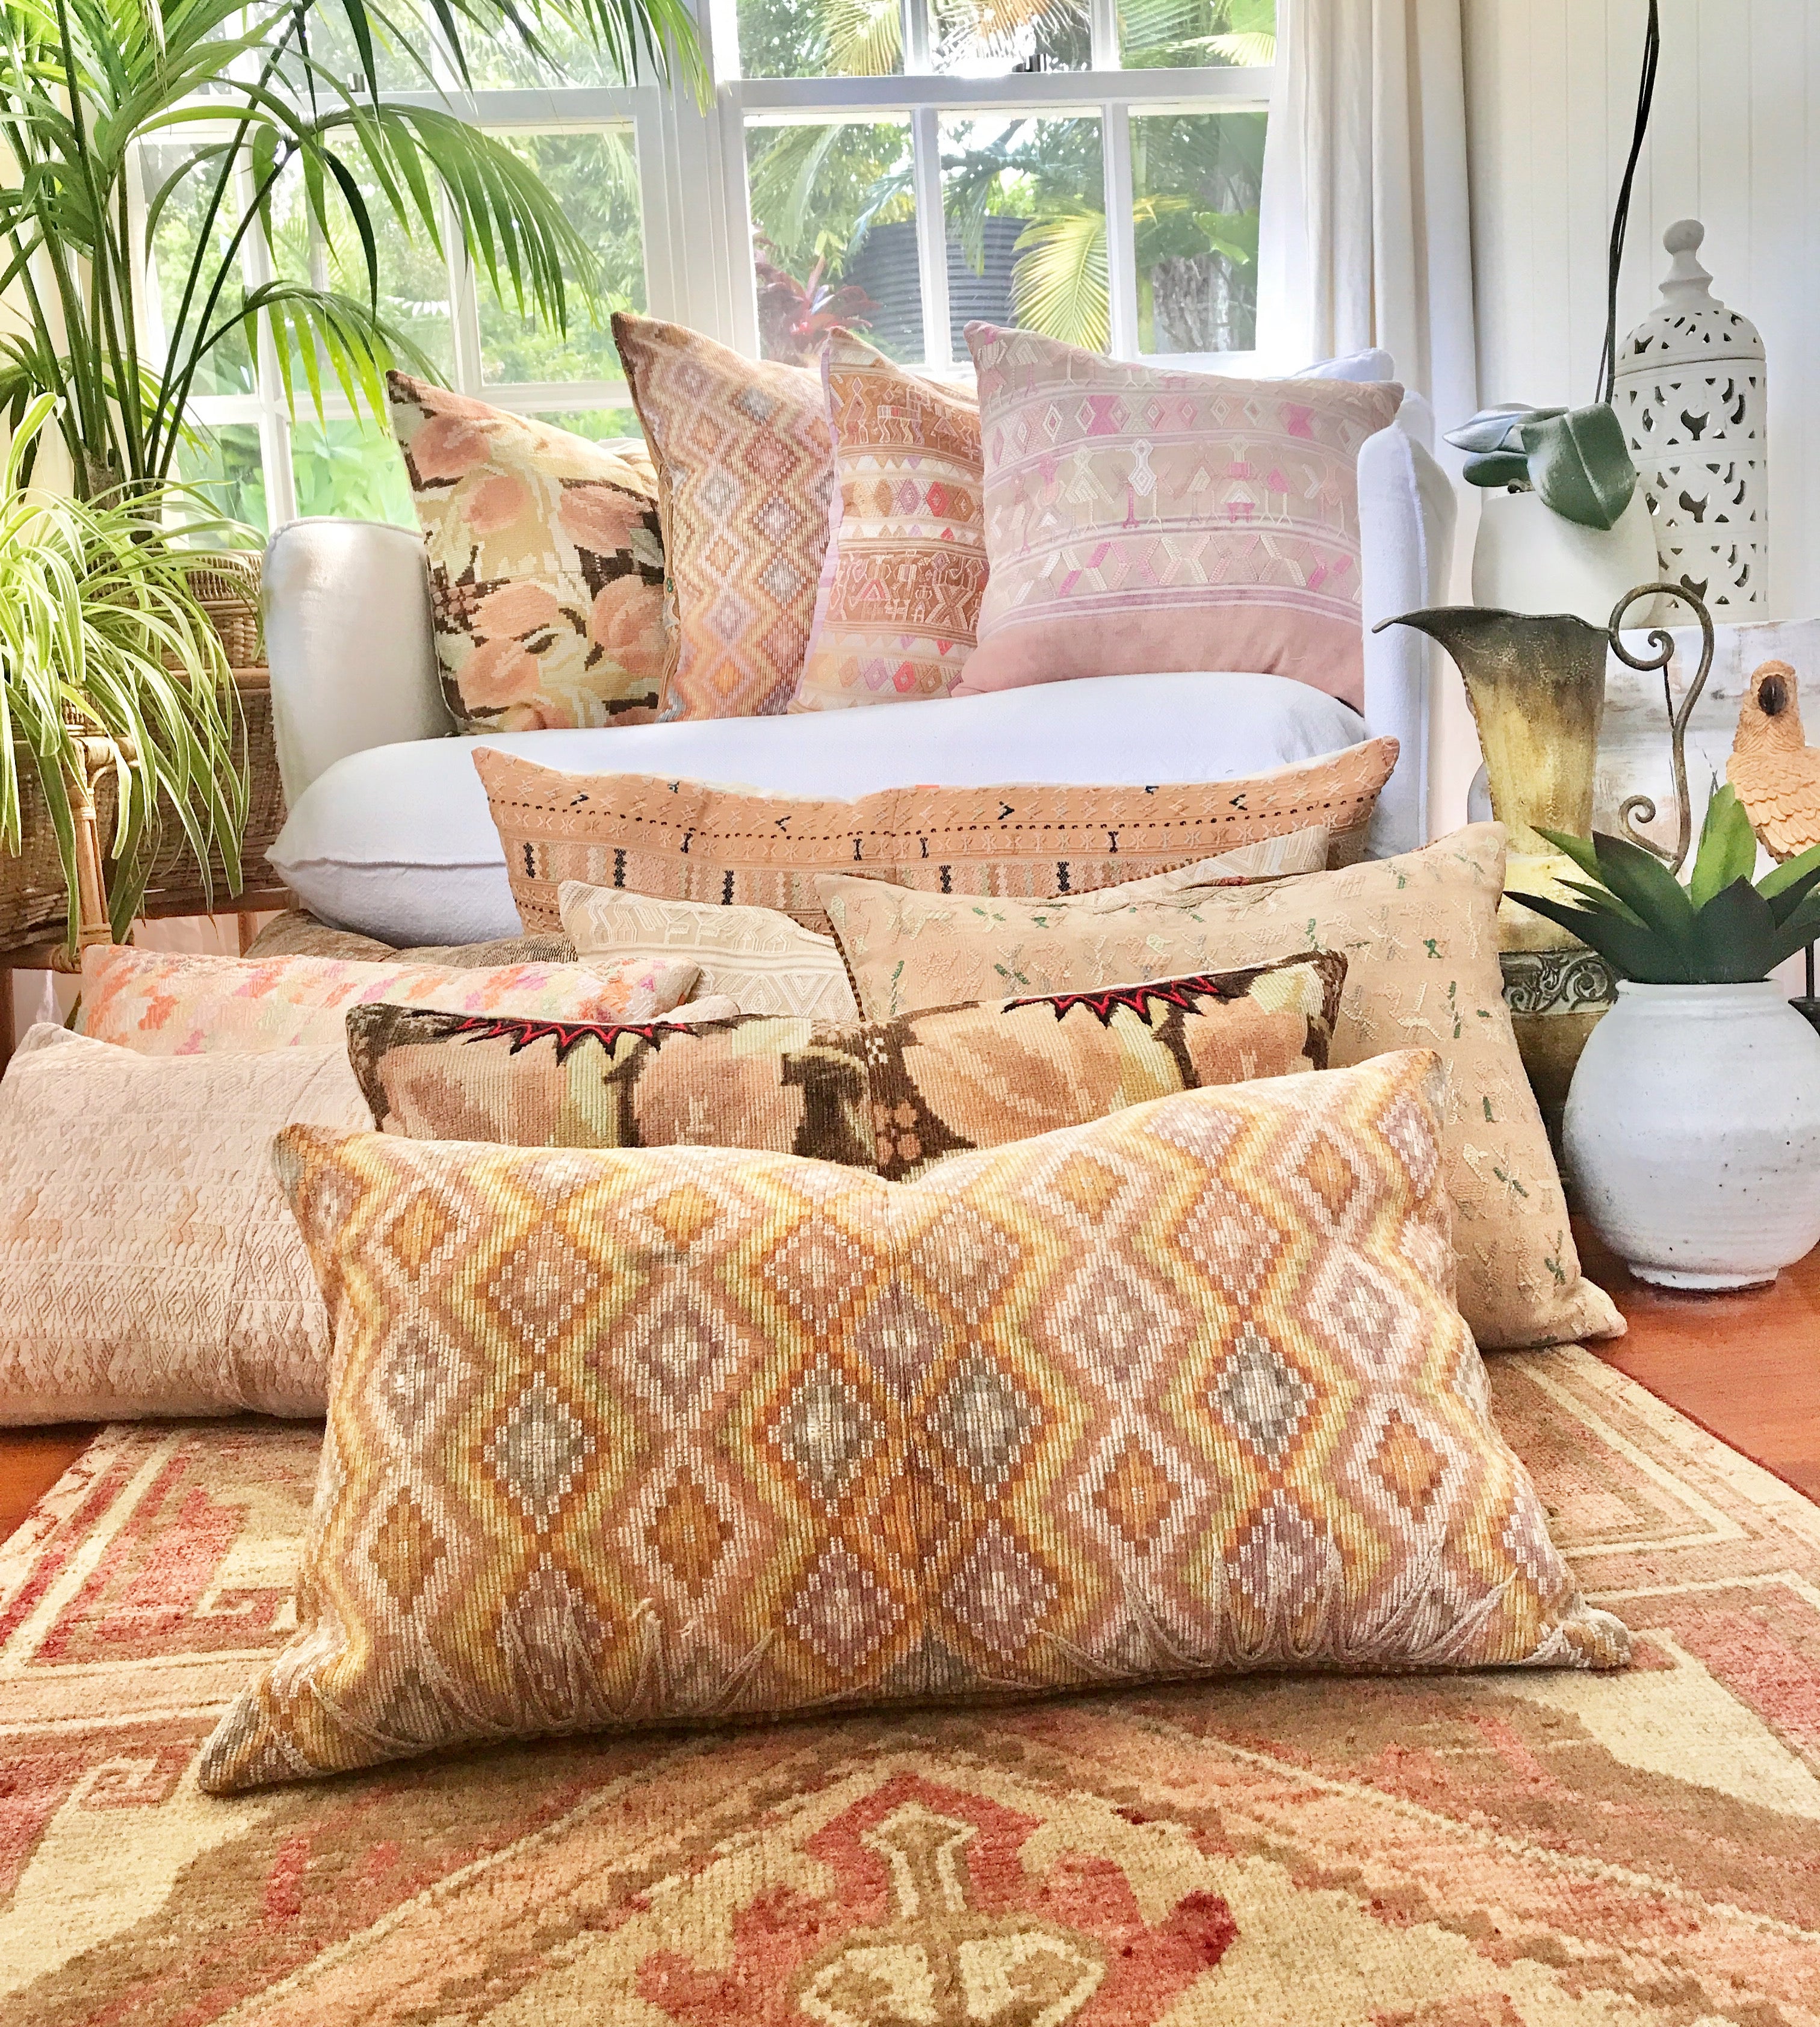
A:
[
  {"xmin": 1517, "ymin": 786, "xmax": 1820, "ymax": 1289},
  {"xmin": 0, "ymin": 398, "xmax": 246, "ymax": 948},
  {"xmin": 1446, "ymin": 401, "xmax": 1660, "ymax": 624},
  {"xmin": 0, "ymin": 0, "xmax": 701, "ymax": 938}
]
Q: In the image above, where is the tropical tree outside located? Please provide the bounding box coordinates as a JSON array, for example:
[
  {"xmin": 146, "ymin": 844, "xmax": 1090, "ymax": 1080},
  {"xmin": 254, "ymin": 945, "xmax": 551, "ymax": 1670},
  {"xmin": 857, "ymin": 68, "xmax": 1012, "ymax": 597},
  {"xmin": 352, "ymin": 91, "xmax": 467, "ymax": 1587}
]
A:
[{"xmin": 741, "ymin": 0, "xmax": 1274, "ymax": 361}]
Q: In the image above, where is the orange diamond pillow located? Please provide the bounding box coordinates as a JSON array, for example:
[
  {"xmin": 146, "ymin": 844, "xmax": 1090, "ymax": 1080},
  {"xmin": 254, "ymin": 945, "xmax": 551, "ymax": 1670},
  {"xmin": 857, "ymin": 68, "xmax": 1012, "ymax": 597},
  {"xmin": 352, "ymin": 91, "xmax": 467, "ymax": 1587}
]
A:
[{"xmin": 199, "ymin": 1052, "xmax": 1626, "ymax": 1792}]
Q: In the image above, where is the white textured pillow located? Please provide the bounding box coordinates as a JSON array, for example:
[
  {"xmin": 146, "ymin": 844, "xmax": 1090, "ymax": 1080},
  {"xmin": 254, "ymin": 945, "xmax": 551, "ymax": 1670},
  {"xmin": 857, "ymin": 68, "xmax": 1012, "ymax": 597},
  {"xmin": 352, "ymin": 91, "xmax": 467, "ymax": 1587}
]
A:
[
  {"xmin": 559, "ymin": 882, "xmax": 859, "ymax": 1020},
  {"xmin": 0, "ymin": 1027, "xmax": 369, "ymax": 1421}
]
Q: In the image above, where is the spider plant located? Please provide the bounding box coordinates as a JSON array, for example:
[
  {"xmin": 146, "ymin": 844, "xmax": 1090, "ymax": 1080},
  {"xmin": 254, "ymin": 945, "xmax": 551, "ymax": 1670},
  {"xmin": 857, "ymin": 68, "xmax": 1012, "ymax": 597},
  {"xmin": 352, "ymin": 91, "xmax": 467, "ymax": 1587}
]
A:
[
  {"xmin": 1517, "ymin": 786, "xmax": 1820, "ymax": 985},
  {"xmin": 0, "ymin": 0, "xmax": 704, "ymax": 500},
  {"xmin": 0, "ymin": 397, "xmax": 250, "ymax": 947}
]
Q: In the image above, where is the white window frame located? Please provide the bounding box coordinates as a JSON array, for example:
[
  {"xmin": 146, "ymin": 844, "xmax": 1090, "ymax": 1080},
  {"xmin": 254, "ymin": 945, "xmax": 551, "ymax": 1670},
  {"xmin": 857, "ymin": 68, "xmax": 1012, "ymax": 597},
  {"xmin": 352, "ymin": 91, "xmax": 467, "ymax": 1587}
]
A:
[{"xmin": 149, "ymin": 0, "xmax": 1272, "ymax": 525}]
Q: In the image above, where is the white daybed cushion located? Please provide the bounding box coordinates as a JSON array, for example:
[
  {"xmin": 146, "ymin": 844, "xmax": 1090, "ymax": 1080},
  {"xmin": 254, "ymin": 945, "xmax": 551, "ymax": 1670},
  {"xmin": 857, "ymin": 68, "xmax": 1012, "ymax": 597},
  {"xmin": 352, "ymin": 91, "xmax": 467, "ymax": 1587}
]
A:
[{"xmin": 268, "ymin": 669, "xmax": 1366, "ymax": 946}]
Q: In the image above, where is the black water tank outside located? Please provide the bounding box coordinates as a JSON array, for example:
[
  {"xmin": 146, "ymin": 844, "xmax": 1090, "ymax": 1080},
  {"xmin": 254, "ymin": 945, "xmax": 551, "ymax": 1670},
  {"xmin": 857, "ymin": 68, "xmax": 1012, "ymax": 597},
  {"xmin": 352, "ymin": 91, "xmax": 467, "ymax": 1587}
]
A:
[{"xmin": 842, "ymin": 214, "xmax": 1031, "ymax": 360}]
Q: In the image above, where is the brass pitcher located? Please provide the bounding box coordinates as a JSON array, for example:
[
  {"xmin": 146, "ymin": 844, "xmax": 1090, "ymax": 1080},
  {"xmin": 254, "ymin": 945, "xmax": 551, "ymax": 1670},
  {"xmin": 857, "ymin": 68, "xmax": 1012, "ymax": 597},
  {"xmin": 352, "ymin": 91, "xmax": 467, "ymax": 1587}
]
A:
[
  {"xmin": 1373, "ymin": 607, "xmax": 1609, "ymax": 855},
  {"xmin": 1376, "ymin": 584, "xmax": 1716, "ymax": 1145}
]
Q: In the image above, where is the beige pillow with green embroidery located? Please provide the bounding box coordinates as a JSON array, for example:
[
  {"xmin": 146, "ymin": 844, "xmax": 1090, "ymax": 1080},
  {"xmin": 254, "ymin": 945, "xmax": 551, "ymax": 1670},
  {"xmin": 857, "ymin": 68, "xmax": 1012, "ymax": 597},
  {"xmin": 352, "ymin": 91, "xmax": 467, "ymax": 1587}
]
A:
[{"xmin": 820, "ymin": 824, "xmax": 1620, "ymax": 1353}]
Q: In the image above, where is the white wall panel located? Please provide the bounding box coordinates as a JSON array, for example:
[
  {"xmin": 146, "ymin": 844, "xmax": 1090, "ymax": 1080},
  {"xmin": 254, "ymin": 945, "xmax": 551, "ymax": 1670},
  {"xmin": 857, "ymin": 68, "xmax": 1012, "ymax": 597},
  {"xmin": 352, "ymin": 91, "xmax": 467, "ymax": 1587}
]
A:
[{"xmin": 1464, "ymin": 0, "xmax": 1820, "ymax": 624}]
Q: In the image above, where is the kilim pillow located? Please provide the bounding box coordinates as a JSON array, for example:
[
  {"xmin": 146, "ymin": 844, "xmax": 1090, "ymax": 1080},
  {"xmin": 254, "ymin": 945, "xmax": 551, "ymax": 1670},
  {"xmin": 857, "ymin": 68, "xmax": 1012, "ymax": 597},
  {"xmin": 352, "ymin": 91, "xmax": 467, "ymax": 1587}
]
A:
[
  {"xmin": 345, "ymin": 952, "xmax": 1347, "ymax": 1166},
  {"xmin": 79, "ymin": 943, "xmax": 704, "ymax": 1055},
  {"xmin": 474, "ymin": 741, "xmax": 1381, "ymax": 937},
  {"xmin": 198, "ymin": 1053, "xmax": 1628, "ymax": 1792},
  {"xmin": 959, "ymin": 323, "xmax": 1404, "ymax": 710},
  {"xmin": 820, "ymin": 824, "xmax": 1624, "ymax": 1354},
  {"xmin": 0, "ymin": 1026, "xmax": 366, "ymax": 1420},
  {"xmin": 385, "ymin": 371, "xmax": 667, "ymax": 732},
  {"xmin": 612, "ymin": 312, "xmax": 834, "ymax": 722},
  {"xmin": 791, "ymin": 330, "xmax": 986, "ymax": 711}
]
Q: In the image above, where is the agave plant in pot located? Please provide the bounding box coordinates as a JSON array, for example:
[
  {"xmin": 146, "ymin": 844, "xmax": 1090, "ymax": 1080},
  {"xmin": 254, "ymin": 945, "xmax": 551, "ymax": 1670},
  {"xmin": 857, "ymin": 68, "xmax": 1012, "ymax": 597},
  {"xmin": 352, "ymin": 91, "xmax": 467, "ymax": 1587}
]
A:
[{"xmin": 1518, "ymin": 786, "xmax": 1820, "ymax": 1290}]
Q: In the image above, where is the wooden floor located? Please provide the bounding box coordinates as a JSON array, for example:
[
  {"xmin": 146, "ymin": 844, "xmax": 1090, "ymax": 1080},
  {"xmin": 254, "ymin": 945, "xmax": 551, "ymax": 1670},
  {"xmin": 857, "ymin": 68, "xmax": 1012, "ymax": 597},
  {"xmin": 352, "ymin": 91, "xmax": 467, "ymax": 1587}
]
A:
[{"xmin": 3, "ymin": 1231, "xmax": 1819, "ymax": 1545}]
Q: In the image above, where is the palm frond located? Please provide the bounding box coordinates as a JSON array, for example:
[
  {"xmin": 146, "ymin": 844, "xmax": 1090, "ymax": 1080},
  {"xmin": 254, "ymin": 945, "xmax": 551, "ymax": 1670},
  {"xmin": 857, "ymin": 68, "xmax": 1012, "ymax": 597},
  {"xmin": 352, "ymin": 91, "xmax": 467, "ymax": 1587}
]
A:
[{"xmin": 1012, "ymin": 209, "xmax": 1109, "ymax": 352}]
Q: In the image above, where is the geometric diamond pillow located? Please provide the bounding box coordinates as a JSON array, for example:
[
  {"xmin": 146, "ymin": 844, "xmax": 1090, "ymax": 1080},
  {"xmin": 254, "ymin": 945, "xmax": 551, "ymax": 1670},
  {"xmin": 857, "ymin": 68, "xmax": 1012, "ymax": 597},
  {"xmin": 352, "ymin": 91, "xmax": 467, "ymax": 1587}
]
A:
[
  {"xmin": 345, "ymin": 953, "xmax": 1349, "ymax": 1174},
  {"xmin": 198, "ymin": 1052, "xmax": 1627, "ymax": 1792}
]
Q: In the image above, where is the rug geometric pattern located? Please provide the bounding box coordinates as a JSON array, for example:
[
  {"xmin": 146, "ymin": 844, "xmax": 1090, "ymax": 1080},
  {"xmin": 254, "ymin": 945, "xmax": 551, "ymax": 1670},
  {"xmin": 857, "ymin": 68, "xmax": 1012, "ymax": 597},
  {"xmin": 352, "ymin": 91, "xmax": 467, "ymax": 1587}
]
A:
[{"xmin": 2, "ymin": 1348, "xmax": 1818, "ymax": 2020}]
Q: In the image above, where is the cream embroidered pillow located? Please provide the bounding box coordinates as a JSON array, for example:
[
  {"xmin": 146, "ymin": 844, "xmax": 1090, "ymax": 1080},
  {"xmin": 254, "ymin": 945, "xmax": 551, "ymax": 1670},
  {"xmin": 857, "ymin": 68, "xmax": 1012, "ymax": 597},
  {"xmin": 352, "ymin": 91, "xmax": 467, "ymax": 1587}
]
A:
[
  {"xmin": 0, "ymin": 1027, "xmax": 365, "ymax": 1420},
  {"xmin": 559, "ymin": 882, "xmax": 859, "ymax": 1019},
  {"xmin": 821, "ymin": 824, "xmax": 1622, "ymax": 1353}
]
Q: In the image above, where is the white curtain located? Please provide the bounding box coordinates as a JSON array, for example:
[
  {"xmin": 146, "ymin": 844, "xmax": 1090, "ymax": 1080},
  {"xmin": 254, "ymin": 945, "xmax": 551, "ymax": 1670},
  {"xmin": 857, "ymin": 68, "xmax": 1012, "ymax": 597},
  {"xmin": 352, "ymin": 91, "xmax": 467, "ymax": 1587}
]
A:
[{"xmin": 1257, "ymin": 0, "xmax": 1478, "ymax": 438}]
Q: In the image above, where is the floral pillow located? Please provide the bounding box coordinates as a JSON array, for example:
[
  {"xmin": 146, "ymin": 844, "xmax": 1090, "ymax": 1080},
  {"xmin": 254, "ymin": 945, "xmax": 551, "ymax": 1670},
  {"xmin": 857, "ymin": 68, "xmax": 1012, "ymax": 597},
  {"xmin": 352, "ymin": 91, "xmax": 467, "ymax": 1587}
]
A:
[{"xmin": 386, "ymin": 371, "xmax": 667, "ymax": 731}]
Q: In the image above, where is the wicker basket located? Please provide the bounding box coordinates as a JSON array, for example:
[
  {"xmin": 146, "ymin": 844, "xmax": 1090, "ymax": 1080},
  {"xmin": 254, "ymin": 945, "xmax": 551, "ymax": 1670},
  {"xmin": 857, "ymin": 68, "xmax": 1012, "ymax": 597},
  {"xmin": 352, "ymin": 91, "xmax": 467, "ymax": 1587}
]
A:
[{"xmin": 0, "ymin": 551, "xmax": 284, "ymax": 958}]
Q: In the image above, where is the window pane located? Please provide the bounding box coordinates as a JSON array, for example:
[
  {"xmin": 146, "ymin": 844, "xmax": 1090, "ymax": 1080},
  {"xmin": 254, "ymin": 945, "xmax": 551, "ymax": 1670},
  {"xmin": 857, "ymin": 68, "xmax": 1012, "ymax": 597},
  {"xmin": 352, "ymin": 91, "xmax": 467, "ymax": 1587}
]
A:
[
  {"xmin": 289, "ymin": 419, "xmax": 417, "ymax": 525},
  {"xmin": 510, "ymin": 407, "xmax": 644, "ymax": 444},
  {"xmin": 1131, "ymin": 109, "xmax": 1264, "ymax": 354},
  {"xmin": 737, "ymin": 0, "xmax": 904, "ymax": 80},
  {"xmin": 460, "ymin": 20, "xmax": 630, "ymax": 87},
  {"xmin": 939, "ymin": 114, "xmax": 1104, "ymax": 353},
  {"xmin": 142, "ymin": 144, "xmax": 255, "ymax": 397},
  {"xmin": 173, "ymin": 422, "xmax": 267, "ymax": 531},
  {"xmin": 479, "ymin": 131, "xmax": 643, "ymax": 385},
  {"xmin": 263, "ymin": 156, "xmax": 457, "ymax": 385},
  {"xmin": 932, "ymin": 0, "xmax": 1090, "ymax": 76},
  {"xmin": 746, "ymin": 119, "xmax": 920, "ymax": 364},
  {"xmin": 1117, "ymin": 0, "xmax": 1277, "ymax": 71}
]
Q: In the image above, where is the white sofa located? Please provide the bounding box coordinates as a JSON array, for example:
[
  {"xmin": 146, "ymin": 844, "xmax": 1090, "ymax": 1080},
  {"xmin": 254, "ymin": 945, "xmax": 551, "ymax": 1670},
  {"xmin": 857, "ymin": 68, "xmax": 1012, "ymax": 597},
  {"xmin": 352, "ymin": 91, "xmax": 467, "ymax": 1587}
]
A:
[{"xmin": 262, "ymin": 392, "xmax": 1455, "ymax": 947}]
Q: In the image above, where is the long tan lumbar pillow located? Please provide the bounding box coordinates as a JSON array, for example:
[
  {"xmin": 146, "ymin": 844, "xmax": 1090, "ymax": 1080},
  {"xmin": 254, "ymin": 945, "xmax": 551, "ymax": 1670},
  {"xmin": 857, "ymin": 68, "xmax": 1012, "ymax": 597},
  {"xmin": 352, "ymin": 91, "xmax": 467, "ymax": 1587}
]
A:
[{"xmin": 473, "ymin": 738, "xmax": 1393, "ymax": 937}]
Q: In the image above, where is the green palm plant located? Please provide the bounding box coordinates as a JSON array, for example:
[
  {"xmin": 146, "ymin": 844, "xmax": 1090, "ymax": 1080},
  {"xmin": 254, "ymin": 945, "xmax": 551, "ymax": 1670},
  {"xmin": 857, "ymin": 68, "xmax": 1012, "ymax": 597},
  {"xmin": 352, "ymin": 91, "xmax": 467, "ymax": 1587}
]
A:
[
  {"xmin": 0, "ymin": 0, "xmax": 704, "ymax": 500},
  {"xmin": 0, "ymin": 395, "xmax": 247, "ymax": 944}
]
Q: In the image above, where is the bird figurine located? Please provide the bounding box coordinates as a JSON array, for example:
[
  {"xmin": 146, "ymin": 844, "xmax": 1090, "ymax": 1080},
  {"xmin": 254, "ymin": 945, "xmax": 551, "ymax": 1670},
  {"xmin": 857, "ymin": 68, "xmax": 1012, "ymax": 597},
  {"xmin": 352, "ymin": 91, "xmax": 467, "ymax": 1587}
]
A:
[
  {"xmin": 1729, "ymin": 658, "xmax": 1820, "ymax": 1018},
  {"xmin": 1727, "ymin": 660, "xmax": 1820, "ymax": 860}
]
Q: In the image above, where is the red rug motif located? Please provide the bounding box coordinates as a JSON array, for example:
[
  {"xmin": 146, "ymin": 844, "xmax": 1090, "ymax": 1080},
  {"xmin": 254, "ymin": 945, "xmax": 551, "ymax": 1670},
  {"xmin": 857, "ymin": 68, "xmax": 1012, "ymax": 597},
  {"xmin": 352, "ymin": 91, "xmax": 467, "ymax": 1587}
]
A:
[{"xmin": 2, "ymin": 1347, "xmax": 1819, "ymax": 2023}]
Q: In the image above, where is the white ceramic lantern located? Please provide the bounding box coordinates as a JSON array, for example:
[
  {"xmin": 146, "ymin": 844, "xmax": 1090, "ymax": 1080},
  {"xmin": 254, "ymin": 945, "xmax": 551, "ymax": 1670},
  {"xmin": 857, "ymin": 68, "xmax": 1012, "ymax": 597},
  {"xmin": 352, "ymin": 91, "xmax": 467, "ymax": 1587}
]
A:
[{"xmin": 1614, "ymin": 219, "xmax": 1767, "ymax": 613}]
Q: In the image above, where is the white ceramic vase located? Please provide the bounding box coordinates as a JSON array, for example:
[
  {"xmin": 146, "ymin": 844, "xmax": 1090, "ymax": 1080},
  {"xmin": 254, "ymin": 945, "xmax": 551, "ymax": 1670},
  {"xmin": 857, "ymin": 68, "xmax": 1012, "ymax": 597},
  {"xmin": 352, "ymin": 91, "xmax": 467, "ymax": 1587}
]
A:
[
  {"xmin": 1472, "ymin": 485, "xmax": 1660, "ymax": 627},
  {"xmin": 1563, "ymin": 981, "xmax": 1820, "ymax": 1289}
]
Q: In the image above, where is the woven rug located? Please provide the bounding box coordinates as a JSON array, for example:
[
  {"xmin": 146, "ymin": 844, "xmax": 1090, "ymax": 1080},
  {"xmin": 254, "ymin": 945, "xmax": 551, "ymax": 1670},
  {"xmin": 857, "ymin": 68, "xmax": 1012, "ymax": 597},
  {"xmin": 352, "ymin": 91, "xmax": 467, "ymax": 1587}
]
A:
[{"xmin": 2, "ymin": 1348, "xmax": 1818, "ymax": 2025}]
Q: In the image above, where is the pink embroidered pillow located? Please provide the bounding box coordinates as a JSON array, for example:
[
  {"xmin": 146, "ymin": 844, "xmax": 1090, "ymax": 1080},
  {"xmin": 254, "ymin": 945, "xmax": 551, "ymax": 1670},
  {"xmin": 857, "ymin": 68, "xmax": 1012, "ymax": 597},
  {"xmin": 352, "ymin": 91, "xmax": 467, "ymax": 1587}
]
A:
[
  {"xmin": 792, "ymin": 331, "xmax": 985, "ymax": 711},
  {"xmin": 612, "ymin": 313, "xmax": 834, "ymax": 722},
  {"xmin": 78, "ymin": 945, "xmax": 702, "ymax": 1055},
  {"xmin": 958, "ymin": 323, "xmax": 1404, "ymax": 711},
  {"xmin": 386, "ymin": 372, "xmax": 667, "ymax": 732}
]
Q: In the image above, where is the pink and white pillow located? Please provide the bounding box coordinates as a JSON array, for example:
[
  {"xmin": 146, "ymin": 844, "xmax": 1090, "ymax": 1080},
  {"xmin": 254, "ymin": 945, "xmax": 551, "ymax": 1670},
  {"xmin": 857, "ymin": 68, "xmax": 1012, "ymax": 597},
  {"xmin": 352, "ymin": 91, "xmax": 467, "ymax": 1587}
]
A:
[
  {"xmin": 958, "ymin": 323, "xmax": 1404, "ymax": 711},
  {"xmin": 79, "ymin": 945, "xmax": 706, "ymax": 1055}
]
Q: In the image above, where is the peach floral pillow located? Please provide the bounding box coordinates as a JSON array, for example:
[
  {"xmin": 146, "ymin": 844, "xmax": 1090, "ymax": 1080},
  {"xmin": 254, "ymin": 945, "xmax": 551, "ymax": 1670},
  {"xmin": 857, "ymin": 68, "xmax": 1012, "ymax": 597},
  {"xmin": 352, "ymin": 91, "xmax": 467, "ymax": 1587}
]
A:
[{"xmin": 386, "ymin": 371, "xmax": 667, "ymax": 731}]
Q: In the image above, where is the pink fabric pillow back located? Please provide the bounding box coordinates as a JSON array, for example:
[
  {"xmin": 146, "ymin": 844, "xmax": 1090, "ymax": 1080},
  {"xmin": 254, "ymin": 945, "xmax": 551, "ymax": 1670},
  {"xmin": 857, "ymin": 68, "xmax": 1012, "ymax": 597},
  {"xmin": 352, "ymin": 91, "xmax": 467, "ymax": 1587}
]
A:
[{"xmin": 959, "ymin": 323, "xmax": 1403, "ymax": 710}]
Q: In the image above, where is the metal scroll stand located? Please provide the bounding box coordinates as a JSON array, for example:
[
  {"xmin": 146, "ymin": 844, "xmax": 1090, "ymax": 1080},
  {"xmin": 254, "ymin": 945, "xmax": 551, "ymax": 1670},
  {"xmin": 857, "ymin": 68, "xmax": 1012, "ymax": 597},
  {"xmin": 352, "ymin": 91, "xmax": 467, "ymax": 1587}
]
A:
[{"xmin": 1608, "ymin": 581, "xmax": 1820, "ymax": 1035}]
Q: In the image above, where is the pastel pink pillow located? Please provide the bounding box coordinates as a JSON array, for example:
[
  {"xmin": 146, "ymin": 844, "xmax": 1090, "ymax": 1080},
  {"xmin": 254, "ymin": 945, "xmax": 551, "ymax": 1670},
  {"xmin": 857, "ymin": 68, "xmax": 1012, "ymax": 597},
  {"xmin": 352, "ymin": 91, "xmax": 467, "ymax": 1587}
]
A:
[
  {"xmin": 959, "ymin": 323, "xmax": 1403, "ymax": 711},
  {"xmin": 79, "ymin": 944, "xmax": 702, "ymax": 1054}
]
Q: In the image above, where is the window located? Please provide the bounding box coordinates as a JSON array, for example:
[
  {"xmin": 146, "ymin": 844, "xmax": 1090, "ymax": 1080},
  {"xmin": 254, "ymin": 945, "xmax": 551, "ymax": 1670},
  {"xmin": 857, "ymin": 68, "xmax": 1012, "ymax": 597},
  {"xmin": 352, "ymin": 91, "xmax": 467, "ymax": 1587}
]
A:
[{"xmin": 169, "ymin": 0, "xmax": 1272, "ymax": 528}]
